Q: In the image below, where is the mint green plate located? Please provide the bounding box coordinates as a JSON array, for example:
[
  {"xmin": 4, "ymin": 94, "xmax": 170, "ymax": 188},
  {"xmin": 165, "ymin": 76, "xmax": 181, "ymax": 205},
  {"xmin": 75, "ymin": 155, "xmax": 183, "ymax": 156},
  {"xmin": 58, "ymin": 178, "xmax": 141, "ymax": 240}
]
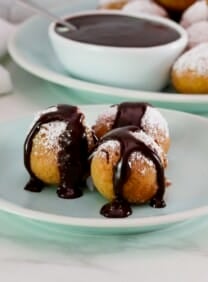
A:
[
  {"xmin": 1, "ymin": 105, "xmax": 208, "ymax": 234},
  {"xmin": 8, "ymin": 0, "xmax": 208, "ymax": 114}
]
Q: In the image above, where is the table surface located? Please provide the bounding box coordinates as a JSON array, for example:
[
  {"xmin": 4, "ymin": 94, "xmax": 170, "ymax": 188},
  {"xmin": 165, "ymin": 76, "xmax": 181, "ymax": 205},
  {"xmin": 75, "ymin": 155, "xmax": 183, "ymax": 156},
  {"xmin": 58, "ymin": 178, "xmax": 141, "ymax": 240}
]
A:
[{"xmin": 1, "ymin": 57, "xmax": 208, "ymax": 282}]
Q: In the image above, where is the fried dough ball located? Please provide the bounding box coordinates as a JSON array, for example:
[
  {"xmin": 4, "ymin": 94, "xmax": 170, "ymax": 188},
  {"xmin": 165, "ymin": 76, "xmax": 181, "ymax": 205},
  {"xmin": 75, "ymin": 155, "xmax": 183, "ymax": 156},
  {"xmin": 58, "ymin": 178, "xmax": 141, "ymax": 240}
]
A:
[
  {"xmin": 180, "ymin": 1, "xmax": 208, "ymax": 28},
  {"xmin": 93, "ymin": 102, "xmax": 170, "ymax": 153},
  {"xmin": 91, "ymin": 130, "xmax": 167, "ymax": 204},
  {"xmin": 30, "ymin": 121, "xmax": 66, "ymax": 185},
  {"xmin": 24, "ymin": 105, "xmax": 96, "ymax": 198},
  {"xmin": 187, "ymin": 21, "xmax": 208, "ymax": 49},
  {"xmin": 123, "ymin": 0, "xmax": 168, "ymax": 18},
  {"xmin": 171, "ymin": 43, "xmax": 208, "ymax": 94},
  {"xmin": 98, "ymin": 0, "xmax": 130, "ymax": 9},
  {"xmin": 153, "ymin": 0, "xmax": 196, "ymax": 12}
]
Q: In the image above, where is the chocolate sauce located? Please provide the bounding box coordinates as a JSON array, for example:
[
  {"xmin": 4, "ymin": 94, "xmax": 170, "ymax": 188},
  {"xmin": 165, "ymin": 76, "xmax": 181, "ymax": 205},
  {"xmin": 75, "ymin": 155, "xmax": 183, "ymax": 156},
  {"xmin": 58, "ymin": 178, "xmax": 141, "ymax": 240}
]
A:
[
  {"xmin": 24, "ymin": 105, "xmax": 88, "ymax": 199},
  {"xmin": 98, "ymin": 126, "xmax": 166, "ymax": 218},
  {"xmin": 101, "ymin": 198, "xmax": 132, "ymax": 218},
  {"xmin": 55, "ymin": 14, "xmax": 180, "ymax": 47},
  {"xmin": 112, "ymin": 102, "xmax": 150, "ymax": 129},
  {"xmin": 24, "ymin": 178, "xmax": 44, "ymax": 192}
]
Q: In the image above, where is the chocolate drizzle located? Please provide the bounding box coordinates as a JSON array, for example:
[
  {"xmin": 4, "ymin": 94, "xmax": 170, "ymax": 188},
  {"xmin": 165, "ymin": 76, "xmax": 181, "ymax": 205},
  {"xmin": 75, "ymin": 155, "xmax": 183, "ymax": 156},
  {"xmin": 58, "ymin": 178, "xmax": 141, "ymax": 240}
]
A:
[
  {"xmin": 24, "ymin": 104, "xmax": 88, "ymax": 199},
  {"xmin": 24, "ymin": 178, "xmax": 44, "ymax": 192},
  {"xmin": 91, "ymin": 102, "xmax": 166, "ymax": 218},
  {"xmin": 24, "ymin": 102, "xmax": 167, "ymax": 218},
  {"xmin": 99, "ymin": 126, "xmax": 166, "ymax": 218},
  {"xmin": 112, "ymin": 102, "xmax": 150, "ymax": 130}
]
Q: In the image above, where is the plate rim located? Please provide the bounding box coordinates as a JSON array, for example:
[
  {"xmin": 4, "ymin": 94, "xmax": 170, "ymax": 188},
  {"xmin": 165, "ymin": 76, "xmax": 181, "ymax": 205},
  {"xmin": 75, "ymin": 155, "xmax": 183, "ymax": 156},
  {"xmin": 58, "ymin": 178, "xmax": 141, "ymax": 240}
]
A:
[
  {"xmin": 0, "ymin": 197, "xmax": 208, "ymax": 229},
  {"xmin": 1, "ymin": 105, "xmax": 208, "ymax": 230},
  {"xmin": 8, "ymin": 6, "xmax": 208, "ymax": 105}
]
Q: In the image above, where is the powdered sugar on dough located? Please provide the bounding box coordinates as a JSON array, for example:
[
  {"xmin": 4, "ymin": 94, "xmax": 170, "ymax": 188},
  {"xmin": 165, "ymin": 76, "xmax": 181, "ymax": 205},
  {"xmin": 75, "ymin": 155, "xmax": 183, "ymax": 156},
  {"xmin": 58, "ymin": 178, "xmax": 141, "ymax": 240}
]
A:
[
  {"xmin": 96, "ymin": 139, "xmax": 155, "ymax": 175},
  {"xmin": 96, "ymin": 139, "xmax": 120, "ymax": 159},
  {"xmin": 130, "ymin": 130, "xmax": 165, "ymax": 168},
  {"xmin": 33, "ymin": 121, "xmax": 67, "ymax": 156},
  {"xmin": 173, "ymin": 43, "xmax": 208, "ymax": 77},
  {"xmin": 180, "ymin": 1, "xmax": 208, "ymax": 28},
  {"xmin": 95, "ymin": 104, "xmax": 169, "ymax": 143},
  {"xmin": 97, "ymin": 105, "xmax": 117, "ymax": 121},
  {"xmin": 187, "ymin": 21, "xmax": 208, "ymax": 49},
  {"xmin": 95, "ymin": 130, "xmax": 165, "ymax": 175},
  {"xmin": 142, "ymin": 106, "xmax": 169, "ymax": 142},
  {"xmin": 123, "ymin": 0, "xmax": 168, "ymax": 17},
  {"xmin": 28, "ymin": 106, "xmax": 57, "ymax": 132},
  {"xmin": 94, "ymin": 105, "xmax": 117, "ymax": 131}
]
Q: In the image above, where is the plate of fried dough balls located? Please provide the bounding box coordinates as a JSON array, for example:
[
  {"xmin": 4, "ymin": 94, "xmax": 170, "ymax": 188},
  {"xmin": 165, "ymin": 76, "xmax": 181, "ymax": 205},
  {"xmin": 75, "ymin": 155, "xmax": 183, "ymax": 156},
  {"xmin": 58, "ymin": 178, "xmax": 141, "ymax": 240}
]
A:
[
  {"xmin": 1, "ymin": 102, "xmax": 208, "ymax": 234},
  {"xmin": 98, "ymin": 0, "xmax": 208, "ymax": 95}
]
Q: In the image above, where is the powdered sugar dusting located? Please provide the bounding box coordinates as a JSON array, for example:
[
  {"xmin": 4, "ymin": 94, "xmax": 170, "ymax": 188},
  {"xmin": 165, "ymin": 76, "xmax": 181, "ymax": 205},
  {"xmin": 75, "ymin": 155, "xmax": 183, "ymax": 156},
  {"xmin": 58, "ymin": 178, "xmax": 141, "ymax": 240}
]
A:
[
  {"xmin": 129, "ymin": 151, "xmax": 153, "ymax": 175},
  {"xmin": 96, "ymin": 140, "xmax": 120, "ymax": 158},
  {"xmin": 94, "ymin": 130, "xmax": 165, "ymax": 175},
  {"xmin": 28, "ymin": 106, "xmax": 58, "ymax": 133},
  {"xmin": 96, "ymin": 139, "xmax": 154, "ymax": 174},
  {"xmin": 34, "ymin": 106, "xmax": 57, "ymax": 123},
  {"xmin": 180, "ymin": 1, "xmax": 208, "ymax": 28},
  {"xmin": 97, "ymin": 105, "xmax": 117, "ymax": 121},
  {"xmin": 173, "ymin": 43, "xmax": 208, "ymax": 76},
  {"xmin": 34, "ymin": 121, "xmax": 67, "ymax": 152},
  {"xmin": 187, "ymin": 21, "xmax": 208, "ymax": 49},
  {"xmin": 142, "ymin": 106, "xmax": 169, "ymax": 141},
  {"xmin": 131, "ymin": 130, "xmax": 164, "ymax": 161},
  {"xmin": 95, "ymin": 105, "xmax": 117, "ymax": 130},
  {"xmin": 130, "ymin": 130, "xmax": 167, "ymax": 174},
  {"xmin": 85, "ymin": 126, "xmax": 96, "ymax": 151}
]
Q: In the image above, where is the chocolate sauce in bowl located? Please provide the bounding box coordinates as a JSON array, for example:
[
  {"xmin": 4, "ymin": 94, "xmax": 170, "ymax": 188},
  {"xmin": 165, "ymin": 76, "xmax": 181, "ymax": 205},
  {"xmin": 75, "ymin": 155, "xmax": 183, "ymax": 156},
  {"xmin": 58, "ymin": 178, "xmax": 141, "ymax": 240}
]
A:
[
  {"xmin": 55, "ymin": 14, "xmax": 180, "ymax": 47},
  {"xmin": 24, "ymin": 105, "xmax": 88, "ymax": 199},
  {"xmin": 98, "ymin": 126, "xmax": 166, "ymax": 218}
]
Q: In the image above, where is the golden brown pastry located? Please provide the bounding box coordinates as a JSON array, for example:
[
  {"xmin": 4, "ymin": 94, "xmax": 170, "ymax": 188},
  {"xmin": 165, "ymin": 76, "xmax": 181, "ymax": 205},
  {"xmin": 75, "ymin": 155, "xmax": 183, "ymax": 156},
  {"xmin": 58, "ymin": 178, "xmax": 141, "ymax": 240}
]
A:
[
  {"xmin": 93, "ymin": 102, "xmax": 170, "ymax": 154},
  {"xmin": 171, "ymin": 43, "xmax": 208, "ymax": 94},
  {"xmin": 91, "ymin": 127, "xmax": 168, "ymax": 218},
  {"xmin": 24, "ymin": 104, "xmax": 96, "ymax": 198},
  {"xmin": 153, "ymin": 0, "xmax": 196, "ymax": 12},
  {"xmin": 98, "ymin": 0, "xmax": 129, "ymax": 9},
  {"xmin": 122, "ymin": 0, "xmax": 168, "ymax": 18}
]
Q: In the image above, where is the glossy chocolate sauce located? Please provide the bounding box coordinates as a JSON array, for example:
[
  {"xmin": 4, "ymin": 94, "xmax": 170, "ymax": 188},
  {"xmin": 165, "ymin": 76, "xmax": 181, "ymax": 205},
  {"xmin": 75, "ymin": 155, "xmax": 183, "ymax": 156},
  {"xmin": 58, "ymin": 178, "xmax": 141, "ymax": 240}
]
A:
[
  {"xmin": 24, "ymin": 105, "xmax": 88, "ymax": 199},
  {"xmin": 112, "ymin": 102, "xmax": 150, "ymax": 129},
  {"xmin": 55, "ymin": 14, "xmax": 180, "ymax": 47},
  {"xmin": 100, "ymin": 126, "xmax": 166, "ymax": 218}
]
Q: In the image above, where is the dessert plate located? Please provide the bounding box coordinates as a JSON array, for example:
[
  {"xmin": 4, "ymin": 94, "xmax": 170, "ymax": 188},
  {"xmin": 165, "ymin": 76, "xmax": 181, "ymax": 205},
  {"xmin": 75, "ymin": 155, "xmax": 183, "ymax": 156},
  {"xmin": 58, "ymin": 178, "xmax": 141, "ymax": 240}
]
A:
[
  {"xmin": 1, "ymin": 105, "xmax": 208, "ymax": 235},
  {"xmin": 8, "ymin": 0, "xmax": 208, "ymax": 114}
]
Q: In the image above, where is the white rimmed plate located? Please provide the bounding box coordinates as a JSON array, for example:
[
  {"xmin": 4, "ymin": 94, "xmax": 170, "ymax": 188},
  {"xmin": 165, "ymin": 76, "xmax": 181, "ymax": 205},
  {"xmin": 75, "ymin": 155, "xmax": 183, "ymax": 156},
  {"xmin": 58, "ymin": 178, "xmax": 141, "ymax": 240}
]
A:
[
  {"xmin": 8, "ymin": 0, "xmax": 208, "ymax": 114},
  {"xmin": 1, "ymin": 105, "xmax": 208, "ymax": 234}
]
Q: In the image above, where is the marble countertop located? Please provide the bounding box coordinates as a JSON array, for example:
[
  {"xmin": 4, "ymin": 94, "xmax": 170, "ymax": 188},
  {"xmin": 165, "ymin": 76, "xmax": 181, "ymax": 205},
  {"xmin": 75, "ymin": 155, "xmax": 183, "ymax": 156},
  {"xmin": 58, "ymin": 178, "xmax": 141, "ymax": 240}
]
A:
[{"xmin": 1, "ymin": 58, "xmax": 208, "ymax": 281}]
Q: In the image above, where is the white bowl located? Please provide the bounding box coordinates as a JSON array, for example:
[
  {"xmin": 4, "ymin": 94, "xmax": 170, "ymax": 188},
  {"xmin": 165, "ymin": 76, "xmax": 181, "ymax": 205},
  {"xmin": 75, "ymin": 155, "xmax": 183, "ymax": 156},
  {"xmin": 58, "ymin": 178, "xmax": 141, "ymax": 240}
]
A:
[{"xmin": 49, "ymin": 10, "xmax": 188, "ymax": 92}]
